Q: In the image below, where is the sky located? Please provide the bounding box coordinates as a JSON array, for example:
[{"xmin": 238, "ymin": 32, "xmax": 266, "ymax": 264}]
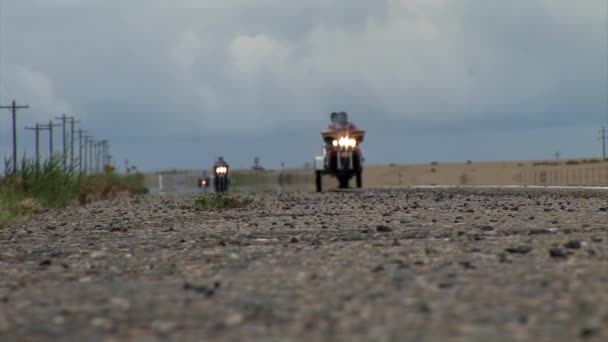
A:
[{"xmin": 0, "ymin": 0, "xmax": 606, "ymax": 172}]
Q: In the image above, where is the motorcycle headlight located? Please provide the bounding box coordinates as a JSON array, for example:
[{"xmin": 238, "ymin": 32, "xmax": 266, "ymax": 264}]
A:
[
  {"xmin": 215, "ymin": 166, "xmax": 228, "ymax": 175},
  {"xmin": 338, "ymin": 137, "xmax": 357, "ymax": 148}
]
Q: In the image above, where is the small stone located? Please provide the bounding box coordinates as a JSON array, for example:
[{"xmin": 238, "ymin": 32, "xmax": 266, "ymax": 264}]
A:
[
  {"xmin": 90, "ymin": 251, "xmax": 106, "ymax": 258},
  {"xmin": 549, "ymin": 248, "xmax": 568, "ymax": 258},
  {"xmin": 459, "ymin": 261, "xmax": 476, "ymax": 270},
  {"xmin": 372, "ymin": 264, "xmax": 384, "ymax": 272},
  {"xmin": 505, "ymin": 245, "xmax": 532, "ymax": 254},
  {"xmin": 39, "ymin": 259, "xmax": 52, "ymax": 266},
  {"xmin": 425, "ymin": 246, "xmax": 438, "ymax": 255},
  {"xmin": 110, "ymin": 297, "xmax": 131, "ymax": 311},
  {"xmin": 151, "ymin": 320, "xmax": 177, "ymax": 334},
  {"xmin": 91, "ymin": 317, "xmax": 112, "ymax": 330},
  {"xmin": 529, "ymin": 228, "xmax": 551, "ymax": 235},
  {"xmin": 225, "ymin": 313, "xmax": 243, "ymax": 327},
  {"xmin": 52, "ymin": 316, "xmax": 65, "ymax": 325},
  {"xmin": 376, "ymin": 225, "xmax": 393, "ymax": 232},
  {"xmin": 438, "ymin": 282, "xmax": 455, "ymax": 289},
  {"xmin": 183, "ymin": 281, "xmax": 219, "ymax": 297},
  {"xmin": 564, "ymin": 240, "xmax": 582, "ymax": 249},
  {"xmin": 580, "ymin": 327, "xmax": 598, "ymax": 338},
  {"xmin": 290, "ymin": 237, "xmax": 299, "ymax": 243}
]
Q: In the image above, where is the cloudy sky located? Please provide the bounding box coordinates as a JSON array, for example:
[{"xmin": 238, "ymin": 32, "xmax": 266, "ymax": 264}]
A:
[{"xmin": 0, "ymin": 0, "xmax": 606, "ymax": 171}]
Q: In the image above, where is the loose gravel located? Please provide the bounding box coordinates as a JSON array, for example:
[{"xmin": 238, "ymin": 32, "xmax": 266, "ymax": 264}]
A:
[{"xmin": 1, "ymin": 188, "xmax": 607, "ymax": 341}]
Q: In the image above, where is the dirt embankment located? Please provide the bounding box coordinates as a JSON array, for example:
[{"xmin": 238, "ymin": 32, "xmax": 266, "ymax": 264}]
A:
[{"xmin": 1, "ymin": 188, "xmax": 607, "ymax": 341}]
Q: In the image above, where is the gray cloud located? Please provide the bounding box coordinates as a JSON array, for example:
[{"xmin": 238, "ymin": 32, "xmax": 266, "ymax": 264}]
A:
[{"xmin": 0, "ymin": 0, "xmax": 606, "ymax": 170}]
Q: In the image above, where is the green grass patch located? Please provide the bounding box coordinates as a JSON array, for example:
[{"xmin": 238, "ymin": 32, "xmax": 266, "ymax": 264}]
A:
[
  {"xmin": 0, "ymin": 156, "xmax": 149, "ymax": 224},
  {"xmin": 195, "ymin": 193, "xmax": 251, "ymax": 210}
]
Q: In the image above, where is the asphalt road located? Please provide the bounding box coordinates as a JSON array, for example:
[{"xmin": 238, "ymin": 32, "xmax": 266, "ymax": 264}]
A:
[{"xmin": 1, "ymin": 188, "xmax": 607, "ymax": 341}]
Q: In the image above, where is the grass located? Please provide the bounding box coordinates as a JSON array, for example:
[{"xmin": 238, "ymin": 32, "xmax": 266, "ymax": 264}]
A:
[
  {"xmin": 230, "ymin": 170, "xmax": 277, "ymax": 186},
  {"xmin": 100, "ymin": 172, "xmax": 149, "ymax": 195},
  {"xmin": 195, "ymin": 193, "xmax": 251, "ymax": 210},
  {"xmin": 0, "ymin": 156, "xmax": 149, "ymax": 224}
]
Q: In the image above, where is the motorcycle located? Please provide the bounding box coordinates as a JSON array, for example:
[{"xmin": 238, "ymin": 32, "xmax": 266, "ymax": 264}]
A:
[
  {"xmin": 315, "ymin": 112, "xmax": 365, "ymax": 192},
  {"xmin": 213, "ymin": 164, "xmax": 230, "ymax": 192}
]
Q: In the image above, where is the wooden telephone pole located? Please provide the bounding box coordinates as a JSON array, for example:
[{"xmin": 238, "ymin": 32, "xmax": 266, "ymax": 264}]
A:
[
  {"xmin": 76, "ymin": 129, "xmax": 87, "ymax": 174},
  {"xmin": 69, "ymin": 117, "xmax": 79, "ymax": 172},
  {"xmin": 600, "ymin": 127, "xmax": 607, "ymax": 160},
  {"xmin": 39, "ymin": 120, "xmax": 61, "ymax": 161},
  {"xmin": 55, "ymin": 114, "xmax": 76, "ymax": 172},
  {"xmin": 1, "ymin": 100, "xmax": 29, "ymax": 175},
  {"xmin": 84, "ymin": 135, "xmax": 92, "ymax": 174},
  {"xmin": 88, "ymin": 138, "xmax": 95, "ymax": 174},
  {"xmin": 24, "ymin": 123, "xmax": 42, "ymax": 169}
]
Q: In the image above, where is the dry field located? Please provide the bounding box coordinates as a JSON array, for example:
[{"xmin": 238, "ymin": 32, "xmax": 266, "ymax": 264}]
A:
[
  {"xmin": 278, "ymin": 159, "xmax": 608, "ymax": 191},
  {"xmin": 1, "ymin": 187, "xmax": 607, "ymax": 341},
  {"xmin": 144, "ymin": 159, "xmax": 608, "ymax": 193}
]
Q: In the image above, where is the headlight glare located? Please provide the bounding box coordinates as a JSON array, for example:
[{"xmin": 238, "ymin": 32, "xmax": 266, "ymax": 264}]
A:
[
  {"xmin": 338, "ymin": 137, "xmax": 357, "ymax": 148},
  {"xmin": 215, "ymin": 166, "xmax": 228, "ymax": 175}
]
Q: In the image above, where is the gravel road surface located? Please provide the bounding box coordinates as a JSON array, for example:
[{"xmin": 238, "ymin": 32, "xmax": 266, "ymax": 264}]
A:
[{"xmin": 1, "ymin": 188, "xmax": 607, "ymax": 341}]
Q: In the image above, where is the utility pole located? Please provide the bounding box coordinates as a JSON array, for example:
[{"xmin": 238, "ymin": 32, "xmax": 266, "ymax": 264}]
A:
[
  {"xmin": 100, "ymin": 140, "xmax": 110, "ymax": 169},
  {"xmin": 76, "ymin": 129, "xmax": 86, "ymax": 174},
  {"xmin": 100, "ymin": 140, "xmax": 106, "ymax": 169},
  {"xmin": 24, "ymin": 123, "xmax": 42, "ymax": 169},
  {"xmin": 55, "ymin": 113, "xmax": 74, "ymax": 172},
  {"xmin": 88, "ymin": 139, "xmax": 94, "ymax": 174},
  {"xmin": 38, "ymin": 125, "xmax": 50, "ymax": 164},
  {"xmin": 554, "ymin": 152, "xmax": 560, "ymax": 161},
  {"xmin": 96, "ymin": 141, "xmax": 102, "ymax": 173},
  {"xmin": 600, "ymin": 127, "xmax": 607, "ymax": 160},
  {"xmin": 68, "ymin": 117, "xmax": 79, "ymax": 172},
  {"xmin": 84, "ymin": 136, "xmax": 91, "ymax": 174},
  {"xmin": 106, "ymin": 141, "xmax": 112, "ymax": 169},
  {"xmin": 1, "ymin": 100, "xmax": 29, "ymax": 175},
  {"xmin": 40, "ymin": 121, "xmax": 61, "ymax": 162},
  {"xmin": 94, "ymin": 141, "xmax": 98, "ymax": 174}
]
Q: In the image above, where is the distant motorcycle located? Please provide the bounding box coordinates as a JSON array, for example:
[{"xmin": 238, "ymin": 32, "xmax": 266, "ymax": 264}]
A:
[
  {"xmin": 212, "ymin": 157, "xmax": 230, "ymax": 192},
  {"xmin": 197, "ymin": 176, "xmax": 210, "ymax": 190},
  {"xmin": 314, "ymin": 112, "xmax": 365, "ymax": 192}
]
